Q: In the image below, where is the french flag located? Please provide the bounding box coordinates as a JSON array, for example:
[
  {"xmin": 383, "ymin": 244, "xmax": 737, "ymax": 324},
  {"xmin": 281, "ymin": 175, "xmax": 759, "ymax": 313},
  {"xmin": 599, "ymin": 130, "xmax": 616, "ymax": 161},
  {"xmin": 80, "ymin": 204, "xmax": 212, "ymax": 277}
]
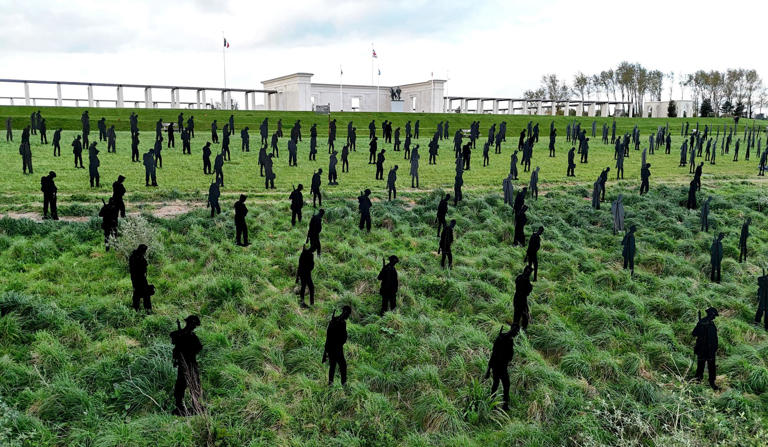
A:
[{"xmin": 224, "ymin": 38, "xmax": 230, "ymax": 48}]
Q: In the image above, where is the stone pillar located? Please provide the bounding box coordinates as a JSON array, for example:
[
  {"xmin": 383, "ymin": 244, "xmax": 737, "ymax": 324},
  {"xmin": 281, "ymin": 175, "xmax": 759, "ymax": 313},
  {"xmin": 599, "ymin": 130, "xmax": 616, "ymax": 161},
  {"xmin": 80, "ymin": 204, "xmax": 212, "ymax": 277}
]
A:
[
  {"xmin": 87, "ymin": 85, "xmax": 94, "ymax": 107},
  {"xmin": 476, "ymin": 99, "xmax": 483, "ymax": 114},
  {"xmin": 57, "ymin": 83, "xmax": 63, "ymax": 106},
  {"xmin": 201, "ymin": 90, "xmax": 207, "ymax": 109},
  {"xmin": 600, "ymin": 103, "xmax": 609, "ymax": 117},
  {"xmin": 537, "ymin": 100, "xmax": 543, "ymax": 115},
  {"xmin": 460, "ymin": 98, "xmax": 467, "ymax": 113},
  {"xmin": 251, "ymin": 92, "xmax": 256, "ymax": 110},
  {"xmin": 550, "ymin": 100, "xmax": 557, "ymax": 116},
  {"xmin": 492, "ymin": 100, "xmax": 499, "ymax": 114},
  {"xmin": 24, "ymin": 82, "xmax": 30, "ymax": 105},
  {"xmin": 196, "ymin": 90, "xmax": 201, "ymax": 109},
  {"xmin": 220, "ymin": 91, "xmax": 226, "ymax": 110},
  {"xmin": 509, "ymin": 100, "xmax": 515, "ymax": 115},
  {"xmin": 629, "ymin": 105, "xmax": 634, "ymax": 117},
  {"xmin": 588, "ymin": 103, "xmax": 596, "ymax": 117},
  {"xmin": 170, "ymin": 88, "xmax": 177, "ymax": 108},
  {"xmin": 144, "ymin": 87, "xmax": 152, "ymax": 108},
  {"xmin": 116, "ymin": 86, "xmax": 124, "ymax": 108}
]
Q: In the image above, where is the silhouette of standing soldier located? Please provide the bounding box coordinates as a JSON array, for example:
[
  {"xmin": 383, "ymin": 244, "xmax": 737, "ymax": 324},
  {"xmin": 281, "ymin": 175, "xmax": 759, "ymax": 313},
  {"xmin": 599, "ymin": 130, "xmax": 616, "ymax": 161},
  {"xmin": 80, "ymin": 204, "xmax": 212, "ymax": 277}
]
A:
[
  {"xmin": 296, "ymin": 245, "xmax": 316, "ymax": 307},
  {"xmin": 739, "ymin": 218, "xmax": 751, "ymax": 263},
  {"xmin": 525, "ymin": 226, "xmax": 544, "ymax": 281},
  {"xmin": 692, "ymin": 307, "xmax": 720, "ymax": 390},
  {"xmin": 755, "ymin": 271, "xmax": 768, "ymax": 330},
  {"xmin": 170, "ymin": 315, "xmax": 203, "ymax": 415},
  {"xmin": 41, "ymin": 171, "xmax": 58, "ymax": 220},
  {"xmin": 710, "ymin": 233, "xmax": 724, "ymax": 283},
  {"xmin": 129, "ymin": 244, "xmax": 154, "ymax": 311},
  {"xmin": 98, "ymin": 197, "xmax": 119, "ymax": 250},
  {"xmin": 358, "ymin": 189, "xmax": 372, "ymax": 232},
  {"xmin": 289, "ymin": 184, "xmax": 304, "ymax": 226},
  {"xmin": 234, "ymin": 195, "xmax": 250, "ymax": 246},
  {"xmin": 484, "ymin": 323, "xmax": 520, "ymax": 411},
  {"xmin": 622, "ymin": 225, "xmax": 637, "ymax": 276},
  {"xmin": 306, "ymin": 209, "xmax": 325, "ymax": 255},
  {"xmin": 378, "ymin": 255, "xmax": 399, "ymax": 316},
  {"xmin": 439, "ymin": 219, "xmax": 456, "ymax": 268},
  {"xmin": 207, "ymin": 182, "xmax": 221, "ymax": 218},
  {"xmin": 512, "ymin": 265, "xmax": 533, "ymax": 330},
  {"xmin": 323, "ymin": 305, "xmax": 351, "ymax": 385}
]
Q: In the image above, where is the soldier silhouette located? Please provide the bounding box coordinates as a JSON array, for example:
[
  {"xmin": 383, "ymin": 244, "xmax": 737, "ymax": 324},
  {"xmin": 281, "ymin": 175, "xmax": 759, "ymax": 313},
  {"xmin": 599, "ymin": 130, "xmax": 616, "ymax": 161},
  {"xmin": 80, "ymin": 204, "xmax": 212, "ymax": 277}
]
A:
[
  {"xmin": 485, "ymin": 323, "xmax": 520, "ymax": 410},
  {"xmin": 234, "ymin": 195, "xmax": 250, "ymax": 246},
  {"xmin": 525, "ymin": 226, "xmax": 544, "ymax": 281},
  {"xmin": 512, "ymin": 266, "xmax": 533, "ymax": 330},
  {"xmin": 207, "ymin": 182, "xmax": 221, "ymax": 218},
  {"xmin": 378, "ymin": 255, "xmax": 399, "ymax": 316},
  {"xmin": 289, "ymin": 184, "xmax": 305, "ymax": 226},
  {"xmin": 170, "ymin": 315, "xmax": 203, "ymax": 415},
  {"xmin": 306, "ymin": 209, "xmax": 325, "ymax": 255},
  {"xmin": 41, "ymin": 171, "xmax": 58, "ymax": 220},
  {"xmin": 358, "ymin": 189, "xmax": 373, "ymax": 232},
  {"xmin": 323, "ymin": 305, "xmax": 351, "ymax": 385},
  {"xmin": 296, "ymin": 245, "xmax": 316, "ymax": 307},
  {"xmin": 692, "ymin": 307, "xmax": 719, "ymax": 390},
  {"xmin": 439, "ymin": 219, "xmax": 456, "ymax": 269},
  {"xmin": 129, "ymin": 244, "xmax": 153, "ymax": 311}
]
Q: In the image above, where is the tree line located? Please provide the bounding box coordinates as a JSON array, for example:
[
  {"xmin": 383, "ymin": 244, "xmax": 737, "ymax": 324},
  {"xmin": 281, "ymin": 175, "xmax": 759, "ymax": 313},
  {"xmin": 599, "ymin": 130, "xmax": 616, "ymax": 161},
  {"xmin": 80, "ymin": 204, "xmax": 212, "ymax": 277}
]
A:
[{"xmin": 524, "ymin": 62, "xmax": 765, "ymax": 118}]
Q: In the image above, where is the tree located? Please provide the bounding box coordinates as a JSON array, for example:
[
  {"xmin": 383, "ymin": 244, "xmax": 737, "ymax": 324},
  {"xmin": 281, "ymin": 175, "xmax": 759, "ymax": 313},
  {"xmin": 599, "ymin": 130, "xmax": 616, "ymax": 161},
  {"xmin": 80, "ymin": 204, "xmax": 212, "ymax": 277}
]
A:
[
  {"xmin": 721, "ymin": 100, "xmax": 733, "ymax": 115},
  {"xmin": 734, "ymin": 101, "xmax": 745, "ymax": 119},
  {"xmin": 540, "ymin": 74, "xmax": 570, "ymax": 102},
  {"xmin": 700, "ymin": 98, "xmax": 714, "ymax": 117},
  {"xmin": 667, "ymin": 100, "xmax": 677, "ymax": 117}
]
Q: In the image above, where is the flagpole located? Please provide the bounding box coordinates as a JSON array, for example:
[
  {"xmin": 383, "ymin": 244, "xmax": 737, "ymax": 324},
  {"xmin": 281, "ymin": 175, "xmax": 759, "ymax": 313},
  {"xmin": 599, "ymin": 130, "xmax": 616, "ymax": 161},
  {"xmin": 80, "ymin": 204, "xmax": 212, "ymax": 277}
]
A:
[
  {"xmin": 377, "ymin": 65, "xmax": 380, "ymax": 113},
  {"xmin": 340, "ymin": 66, "xmax": 343, "ymax": 112},
  {"xmin": 222, "ymin": 32, "xmax": 227, "ymax": 109},
  {"xmin": 371, "ymin": 43, "xmax": 374, "ymax": 86}
]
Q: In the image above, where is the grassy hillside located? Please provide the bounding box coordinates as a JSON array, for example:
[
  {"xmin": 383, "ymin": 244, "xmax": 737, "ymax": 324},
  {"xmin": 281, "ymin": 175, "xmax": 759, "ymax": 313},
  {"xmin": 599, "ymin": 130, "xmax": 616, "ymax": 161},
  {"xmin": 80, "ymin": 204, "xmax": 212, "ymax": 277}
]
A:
[
  {"xmin": 0, "ymin": 106, "xmax": 766, "ymax": 212},
  {"xmin": 2, "ymin": 180, "xmax": 768, "ymax": 446}
]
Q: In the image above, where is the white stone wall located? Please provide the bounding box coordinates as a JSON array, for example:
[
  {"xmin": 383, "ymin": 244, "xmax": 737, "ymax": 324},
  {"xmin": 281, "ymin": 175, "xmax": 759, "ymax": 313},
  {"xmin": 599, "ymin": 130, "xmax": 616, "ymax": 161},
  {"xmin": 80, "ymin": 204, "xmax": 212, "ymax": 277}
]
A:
[
  {"xmin": 310, "ymin": 83, "xmax": 391, "ymax": 112},
  {"xmin": 645, "ymin": 100, "xmax": 694, "ymax": 118}
]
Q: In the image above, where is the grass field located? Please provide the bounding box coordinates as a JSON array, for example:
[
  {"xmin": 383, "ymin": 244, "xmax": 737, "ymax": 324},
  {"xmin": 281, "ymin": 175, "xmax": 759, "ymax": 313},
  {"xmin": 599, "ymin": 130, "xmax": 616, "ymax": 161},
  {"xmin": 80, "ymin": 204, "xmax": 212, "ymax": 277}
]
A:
[
  {"xmin": 0, "ymin": 106, "xmax": 766, "ymax": 213},
  {"xmin": 2, "ymin": 106, "xmax": 768, "ymax": 446}
]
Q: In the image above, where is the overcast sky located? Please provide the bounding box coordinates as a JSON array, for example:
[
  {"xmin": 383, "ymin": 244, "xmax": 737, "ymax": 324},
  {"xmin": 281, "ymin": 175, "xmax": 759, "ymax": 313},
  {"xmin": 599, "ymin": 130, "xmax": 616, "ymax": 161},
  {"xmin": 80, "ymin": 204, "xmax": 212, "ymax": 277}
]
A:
[{"xmin": 1, "ymin": 0, "xmax": 766, "ymax": 104}]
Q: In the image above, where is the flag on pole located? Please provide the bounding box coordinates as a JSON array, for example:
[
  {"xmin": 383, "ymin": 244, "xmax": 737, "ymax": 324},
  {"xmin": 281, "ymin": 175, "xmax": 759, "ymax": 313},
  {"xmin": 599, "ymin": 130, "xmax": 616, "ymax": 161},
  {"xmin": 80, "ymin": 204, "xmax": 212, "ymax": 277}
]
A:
[
  {"xmin": 372, "ymin": 48, "xmax": 377, "ymax": 58},
  {"xmin": 340, "ymin": 66, "xmax": 343, "ymax": 75},
  {"xmin": 378, "ymin": 68, "xmax": 381, "ymax": 76},
  {"xmin": 223, "ymin": 38, "xmax": 230, "ymax": 48}
]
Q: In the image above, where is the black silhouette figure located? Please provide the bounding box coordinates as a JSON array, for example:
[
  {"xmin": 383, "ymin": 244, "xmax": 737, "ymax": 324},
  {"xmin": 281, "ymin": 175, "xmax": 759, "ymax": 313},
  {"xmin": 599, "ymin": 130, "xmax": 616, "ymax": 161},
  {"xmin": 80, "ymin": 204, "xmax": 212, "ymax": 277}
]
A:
[
  {"xmin": 207, "ymin": 182, "xmax": 221, "ymax": 218},
  {"xmin": 378, "ymin": 256, "xmax": 399, "ymax": 316},
  {"xmin": 485, "ymin": 323, "xmax": 520, "ymax": 411},
  {"xmin": 387, "ymin": 165, "xmax": 398, "ymax": 201},
  {"xmin": 439, "ymin": 219, "xmax": 456, "ymax": 269},
  {"xmin": 202, "ymin": 142, "xmax": 212, "ymax": 174},
  {"xmin": 99, "ymin": 197, "xmax": 119, "ymax": 250},
  {"xmin": 513, "ymin": 205, "xmax": 528, "ymax": 247},
  {"xmin": 289, "ymin": 184, "xmax": 304, "ymax": 226},
  {"xmin": 525, "ymin": 226, "xmax": 544, "ymax": 281},
  {"xmin": 358, "ymin": 189, "xmax": 373, "ymax": 232},
  {"xmin": 41, "ymin": 171, "xmax": 58, "ymax": 220},
  {"xmin": 692, "ymin": 307, "xmax": 719, "ymax": 390},
  {"xmin": 88, "ymin": 144, "xmax": 100, "ymax": 187},
  {"xmin": 710, "ymin": 233, "xmax": 724, "ymax": 283},
  {"xmin": 306, "ymin": 209, "xmax": 325, "ymax": 255},
  {"xmin": 234, "ymin": 194, "xmax": 250, "ymax": 246},
  {"xmin": 52, "ymin": 128, "xmax": 62, "ymax": 156},
  {"xmin": 686, "ymin": 179, "xmax": 697, "ymax": 209},
  {"xmin": 512, "ymin": 265, "xmax": 533, "ymax": 330},
  {"xmin": 143, "ymin": 149, "xmax": 157, "ymax": 186},
  {"xmin": 311, "ymin": 170, "xmax": 322, "ymax": 207},
  {"xmin": 436, "ymin": 193, "xmax": 450, "ymax": 237},
  {"xmin": 622, "ymin": 225, "xmax": 637, "ymax": 276},
  {"xmin": 739, "ymin": 218, "xmax": 751, "ymax": 263},
  {"xmin": 170, "ymin": 315, "xmax": 203, "ymax": 415},
  {"xmin": 19, "ymin": 141, "xmax": 33, "ymax": 174},
  {"xmin": 700, "ymin": 197, "xmax": 712, "ymax": 232},
  {"xmin": 640, "ymin": 163, "xmax": 651, "ymax": 195},
  {"xmin": 129, "ymin": 244, "xmax": 153, "ymax": 311},
  {"xmin": 323, "ymin": 305, "xmax": 351, "ymax": 385},
  {"xmin": 296, "ymin": 245, "xmax": 316, "ymax": 307},
  {"xmin": 755, "ymin": 271, "xmax": 768, "ymax": 330}
]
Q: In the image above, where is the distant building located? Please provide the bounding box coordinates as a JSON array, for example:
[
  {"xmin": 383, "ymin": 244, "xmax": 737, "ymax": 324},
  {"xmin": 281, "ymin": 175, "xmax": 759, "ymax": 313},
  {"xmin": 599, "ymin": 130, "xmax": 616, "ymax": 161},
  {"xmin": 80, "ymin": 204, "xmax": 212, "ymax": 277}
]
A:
[
  {"xmin": 261, "ymin": 73, "xmax": 445, "ymax": 113},
  {"xmin": 644, "ymin": 100, "xmax": 695, "ymax": 118}
]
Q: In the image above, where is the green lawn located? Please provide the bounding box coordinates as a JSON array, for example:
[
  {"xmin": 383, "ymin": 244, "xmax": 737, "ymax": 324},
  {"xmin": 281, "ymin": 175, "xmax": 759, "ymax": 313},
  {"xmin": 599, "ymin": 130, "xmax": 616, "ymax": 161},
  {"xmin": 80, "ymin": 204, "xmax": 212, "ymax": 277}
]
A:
[
  {"xmin": 1, "ymin": 106, "xmax": 768, "ymax": 446},
  {"xmin": 0, "ymin": 106, "xmax": 766, "ymax": 213}
]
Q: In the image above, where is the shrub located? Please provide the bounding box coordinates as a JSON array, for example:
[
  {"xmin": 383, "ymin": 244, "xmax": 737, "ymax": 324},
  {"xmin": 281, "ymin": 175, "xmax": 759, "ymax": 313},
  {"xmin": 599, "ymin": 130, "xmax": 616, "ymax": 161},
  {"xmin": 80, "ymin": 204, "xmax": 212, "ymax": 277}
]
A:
[{"xmin": 109, "ymin": 215, "xmax": 162, "ymax": 261}]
